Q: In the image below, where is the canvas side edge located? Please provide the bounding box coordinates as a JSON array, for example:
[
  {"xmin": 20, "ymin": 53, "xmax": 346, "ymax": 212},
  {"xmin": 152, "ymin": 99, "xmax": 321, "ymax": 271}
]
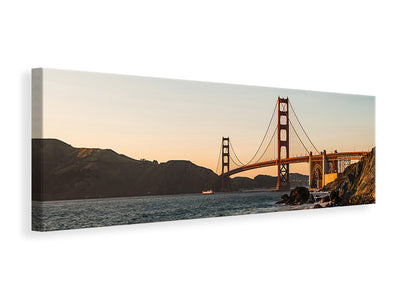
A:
[{"xmin": 31, "ymin": 68, "xmax": 44, "ymax": 231}]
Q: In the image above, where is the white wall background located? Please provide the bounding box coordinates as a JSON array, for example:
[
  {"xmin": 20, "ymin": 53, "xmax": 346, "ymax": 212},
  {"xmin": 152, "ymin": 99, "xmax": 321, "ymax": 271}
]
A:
[{"xmin": 1, "ymin": 1, "xmax": 399, "ymax": 299}]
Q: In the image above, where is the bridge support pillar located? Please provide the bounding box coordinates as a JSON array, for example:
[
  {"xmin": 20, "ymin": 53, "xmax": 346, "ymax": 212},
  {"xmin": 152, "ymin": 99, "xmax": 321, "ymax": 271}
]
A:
[
  {"xmin": 221, "ymin": 137, "xmax": 231, "ymax": 192},
  {"xmin": 276, "ymin": 97, "xmax": 290, "ymax": 190}
]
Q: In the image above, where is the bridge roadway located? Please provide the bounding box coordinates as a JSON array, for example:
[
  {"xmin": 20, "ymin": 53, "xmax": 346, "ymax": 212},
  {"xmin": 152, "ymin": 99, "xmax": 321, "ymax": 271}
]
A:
[{"xmin": 224, "ymin": 151, "xmax": 369, "ymax": 177}]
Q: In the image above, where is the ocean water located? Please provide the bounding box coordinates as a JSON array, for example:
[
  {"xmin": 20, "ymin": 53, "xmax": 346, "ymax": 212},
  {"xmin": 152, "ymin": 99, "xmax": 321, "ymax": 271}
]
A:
[{"xmin": 32, "ymin": 191, "xmax": 317, "ymax": 231}]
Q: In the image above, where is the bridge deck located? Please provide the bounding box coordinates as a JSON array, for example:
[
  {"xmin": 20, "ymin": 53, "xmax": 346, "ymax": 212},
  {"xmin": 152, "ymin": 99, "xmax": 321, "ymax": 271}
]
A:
[{"xmin": 224, "ymin": 151, "xmax": 369, "ymax": 177}]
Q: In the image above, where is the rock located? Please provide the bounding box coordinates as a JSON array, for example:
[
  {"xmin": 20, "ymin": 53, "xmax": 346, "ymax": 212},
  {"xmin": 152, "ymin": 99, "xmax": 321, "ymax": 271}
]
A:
[
  {"xmin": 289, "ymin": 187, "xmax": 310, "ymax": 205},
  {"xmin": 306, "ymin": 194, "xmax": 315, "ymax": 204},
  {"xmin": 334, "ymin": 197, "xmax": 345, "ymax": 206},
  {"xmin": 349, "ymin": 195, "xmax": 375, "ymax": 205},
  {"xmin": 314, "ymin": 204, "xmax": 323, "ymax": 208},
  {"xmin": 320, "ymin": 196, "xmax": 330, "ymax": 203},
  {"xmin": 276, "ymin": 193, "xmax": 290, "ymax": 204},
  {"xmin": 276, "ymin": 187, "xmax": 310, "ymax": 205},
  {"xmin": 329, "ymin": 190, "xmax": 339, "ymax": 201},
  {"xmin": 328, "ymin": 190, "xmax": 346, "ymax": 206},
  {"xmin": 281, "ymin": 194, "xmax": 290, "ymax": 201}
]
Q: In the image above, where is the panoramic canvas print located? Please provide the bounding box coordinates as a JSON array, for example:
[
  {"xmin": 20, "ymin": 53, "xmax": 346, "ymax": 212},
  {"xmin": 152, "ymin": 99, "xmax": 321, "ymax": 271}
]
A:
[{"xmin": 32, "ymin": 69, "xmax": 375, "ymax": 231}]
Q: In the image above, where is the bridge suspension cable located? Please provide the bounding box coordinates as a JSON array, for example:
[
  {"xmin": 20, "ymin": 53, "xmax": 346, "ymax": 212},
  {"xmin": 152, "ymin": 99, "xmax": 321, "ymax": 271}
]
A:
[
  {"xmin": 289, "ymin": 118, "xmax": 309, "ymax": 154},
  {"xmin": 289, "ymin": 101, "xmax": 319, "ymax": 153},
  {"xmin": 229, "ymin": 140, "xmax": 245, "ymax": 166},
  {"xmin": 229, "ymin": 150, "xmax": 244, "ymax": 167},
  {"xmin": 215, "ymin": 143, "xmax": 222, "ymax": 173},
  {"xmin": 242, "ymin": 99, "xmax": 278, "ymax": 165},
  {"xmin": 255, "ymin": 125, "xmax": 278, "ymax": 163}
]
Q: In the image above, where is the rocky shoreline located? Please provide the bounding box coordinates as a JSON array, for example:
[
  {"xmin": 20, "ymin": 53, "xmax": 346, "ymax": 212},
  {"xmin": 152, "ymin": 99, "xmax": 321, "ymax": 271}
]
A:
[
  {"xmin": 276, "ymin": 186, "xmax": 373, "ymax": 209},
  {"xmin": 276, "ymin": 147, "xmax": 375, "ymax": 209}
]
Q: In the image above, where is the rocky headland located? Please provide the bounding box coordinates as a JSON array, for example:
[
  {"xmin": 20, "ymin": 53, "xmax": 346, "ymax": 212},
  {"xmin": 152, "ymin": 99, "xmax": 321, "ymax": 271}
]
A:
[
  {"xmin": 276, "ymin": 148, "xmax": 375, "ymax": 208},
  {"xmin": 321, "ymin": 147, "xmax": 375, "ymax": 206}
]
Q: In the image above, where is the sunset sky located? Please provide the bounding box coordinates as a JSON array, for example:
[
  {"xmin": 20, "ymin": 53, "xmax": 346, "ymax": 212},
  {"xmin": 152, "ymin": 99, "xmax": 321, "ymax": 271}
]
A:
[{"xmin": 37, "ymin": 69, "xmax": 375, "ymax": 177}]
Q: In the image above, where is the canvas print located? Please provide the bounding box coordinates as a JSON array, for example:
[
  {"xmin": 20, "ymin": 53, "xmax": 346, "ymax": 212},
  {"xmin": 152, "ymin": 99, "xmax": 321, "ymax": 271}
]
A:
[{"xmin": 32, "ymin": 69, "xmax": 375, "ymax": 231}]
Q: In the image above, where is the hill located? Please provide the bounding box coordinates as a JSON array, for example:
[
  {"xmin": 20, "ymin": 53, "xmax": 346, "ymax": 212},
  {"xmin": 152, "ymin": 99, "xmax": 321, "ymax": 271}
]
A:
[
  {"xmin": 231, "ymin": 173, "xmax": 308, "ymax": 191},
  {"xmin": 32, "ymin": 139, "xmax": 220, "ymax": 200}
]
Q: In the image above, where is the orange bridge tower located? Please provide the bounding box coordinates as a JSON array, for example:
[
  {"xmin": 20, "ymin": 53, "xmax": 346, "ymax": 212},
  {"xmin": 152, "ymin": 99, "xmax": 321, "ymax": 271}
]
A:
[
  {"xmin": 221, "ymin": 137, "xmax": 231, "ymax": 192},
  {"xmin": 276, "ymin": 97, "xmax": 290, "ymax": 190}
]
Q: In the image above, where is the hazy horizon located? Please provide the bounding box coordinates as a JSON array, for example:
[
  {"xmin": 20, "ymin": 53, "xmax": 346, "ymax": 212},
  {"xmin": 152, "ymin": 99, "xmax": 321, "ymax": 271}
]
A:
[{"xmin": 36, "ymin": 68, "xmax": 375, "ymax": 177}]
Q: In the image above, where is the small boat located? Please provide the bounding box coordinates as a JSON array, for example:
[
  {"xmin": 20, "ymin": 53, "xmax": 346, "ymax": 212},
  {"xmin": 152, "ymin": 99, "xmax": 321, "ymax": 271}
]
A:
[{"xmin": 202, "ymin": 190, "xmax": 214, "ymax": 195}]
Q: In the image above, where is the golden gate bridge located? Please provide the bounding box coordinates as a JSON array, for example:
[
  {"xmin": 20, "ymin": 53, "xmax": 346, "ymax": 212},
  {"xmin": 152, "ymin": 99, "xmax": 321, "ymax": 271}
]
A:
[{"xmin": 216, "ymin": 97, "xmax": 369, "ymax": 191}]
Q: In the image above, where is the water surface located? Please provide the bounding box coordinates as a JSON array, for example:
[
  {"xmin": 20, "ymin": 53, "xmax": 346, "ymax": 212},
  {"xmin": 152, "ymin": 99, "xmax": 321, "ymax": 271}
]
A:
[{"xmin": 32, "ymin": 191, "xmax": 315, "ymax": 231}]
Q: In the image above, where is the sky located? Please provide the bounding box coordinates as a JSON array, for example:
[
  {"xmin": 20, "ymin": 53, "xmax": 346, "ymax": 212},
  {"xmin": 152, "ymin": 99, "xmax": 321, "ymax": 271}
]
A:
[{"xmin": 37, "ymin": 68, "xmax": 375, "ymax": 177}]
